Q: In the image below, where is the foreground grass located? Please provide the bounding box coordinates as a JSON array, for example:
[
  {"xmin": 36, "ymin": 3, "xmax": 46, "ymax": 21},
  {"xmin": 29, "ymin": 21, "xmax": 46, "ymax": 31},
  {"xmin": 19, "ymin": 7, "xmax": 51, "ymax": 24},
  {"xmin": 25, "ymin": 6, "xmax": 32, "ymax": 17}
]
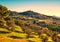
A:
[
  {"xmin": 0, "ymin": 25, "xmax": 55, "ymax": 42},
  {"xmin": 0, "ymin": 38, "xmax": 28, "ymax": 42}
]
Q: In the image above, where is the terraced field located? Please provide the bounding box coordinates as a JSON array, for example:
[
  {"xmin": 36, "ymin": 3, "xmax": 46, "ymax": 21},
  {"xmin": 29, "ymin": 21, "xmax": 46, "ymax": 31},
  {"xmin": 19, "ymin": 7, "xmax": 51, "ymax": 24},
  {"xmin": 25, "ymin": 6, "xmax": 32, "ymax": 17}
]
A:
[{"xmin": 0, "ymin": 25, "xmax": 43, "ymax": 42}]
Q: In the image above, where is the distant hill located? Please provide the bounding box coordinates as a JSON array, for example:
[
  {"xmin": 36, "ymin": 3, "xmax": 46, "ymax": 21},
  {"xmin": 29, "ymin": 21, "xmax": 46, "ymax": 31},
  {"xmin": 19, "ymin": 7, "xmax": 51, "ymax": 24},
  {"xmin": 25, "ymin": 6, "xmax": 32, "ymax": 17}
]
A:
[
  {"xmin": 10, "ymin": 10, "xmax": 60, "ymax": 20},
  {"xmin": 9, "ymin": 11, "xmax": 19, "ymax": 16},
  {"xmin": 19, "ymin": 11, "xmax": 49, "ymax": 19}
]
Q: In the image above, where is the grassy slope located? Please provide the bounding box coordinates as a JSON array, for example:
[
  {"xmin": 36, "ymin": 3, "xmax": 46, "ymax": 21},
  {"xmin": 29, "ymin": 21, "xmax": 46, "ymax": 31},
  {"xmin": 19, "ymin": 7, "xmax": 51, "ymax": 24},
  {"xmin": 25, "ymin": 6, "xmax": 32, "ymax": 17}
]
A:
[
  {"xmin": 0, "ymin": 19, "xmax": 59, "ymax": 42},
  {"xmin": 0, "ymin": 25, "xmax": 43, "ymax": 42}
]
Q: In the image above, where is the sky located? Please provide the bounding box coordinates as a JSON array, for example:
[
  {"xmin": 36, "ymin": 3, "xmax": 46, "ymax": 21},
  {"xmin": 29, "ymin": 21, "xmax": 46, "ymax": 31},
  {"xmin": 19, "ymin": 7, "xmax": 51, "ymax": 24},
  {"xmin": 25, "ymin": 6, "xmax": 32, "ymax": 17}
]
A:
[{"xmin": 0, "ymin": 0, "xmax": 60, "ymax": 17}]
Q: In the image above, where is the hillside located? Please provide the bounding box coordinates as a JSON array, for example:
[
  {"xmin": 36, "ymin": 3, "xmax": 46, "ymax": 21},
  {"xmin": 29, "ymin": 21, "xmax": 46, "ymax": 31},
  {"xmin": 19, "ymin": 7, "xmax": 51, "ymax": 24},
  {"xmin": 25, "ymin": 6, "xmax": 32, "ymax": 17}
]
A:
[
  {"xmin": 10, "ymin": 10, "xmax": 60, "ymax": 21},
  {"xmin": 0, "ymin": 5, "xmax": 60, "ymax": 42},
  {"xmin": 19, "ymin": 10, "xmax": 60, "ymax": 20}
]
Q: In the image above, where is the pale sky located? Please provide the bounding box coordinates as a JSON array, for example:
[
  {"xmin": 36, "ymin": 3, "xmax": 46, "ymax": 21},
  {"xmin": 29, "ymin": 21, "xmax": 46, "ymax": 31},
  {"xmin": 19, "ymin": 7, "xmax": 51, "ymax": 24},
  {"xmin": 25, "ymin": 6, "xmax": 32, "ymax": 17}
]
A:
[{"xmin": 0, "ymin": 0, "xmax": 60, "ymax": 17}]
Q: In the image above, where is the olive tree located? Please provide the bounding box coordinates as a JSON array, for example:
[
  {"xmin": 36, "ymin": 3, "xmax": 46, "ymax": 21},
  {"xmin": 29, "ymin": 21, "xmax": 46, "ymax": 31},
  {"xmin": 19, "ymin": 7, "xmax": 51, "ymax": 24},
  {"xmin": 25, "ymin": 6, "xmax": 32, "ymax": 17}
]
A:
[
  {"xmin": 0, "ymin": 5, "xmax": 10, "ymax": 19},
  {"xmin": 0, "ymin": 5, "xmax": 10, "ymax": 26}
]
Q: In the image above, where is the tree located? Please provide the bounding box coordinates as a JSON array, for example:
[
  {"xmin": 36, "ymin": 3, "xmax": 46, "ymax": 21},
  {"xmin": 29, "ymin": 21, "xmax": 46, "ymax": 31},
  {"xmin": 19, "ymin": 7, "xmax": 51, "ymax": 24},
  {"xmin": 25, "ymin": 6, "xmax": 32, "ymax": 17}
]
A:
[
  {"xmin": 22, "ymin": 26, "xmax": 32, "ymax": 38},
  {"xmin": 6, "ymin": 17, "xmax": 15, "ymax": 32},
  {"xmin": 0, "ymin": 5, "xmax": 10, "ymax": 26},
  {"xmin": 0, "ymin": 5, "xmax": 10, "ymax": 19},
  {"xmin": 40, "ymin": 34, "xmax": 48, "ymax": 42},
  {"xmin": 52, "ymin": 32, "xmax": 58, "ymax": 42},
  {"xmin": 0, "ymin": 5, "xmax": 15, "ymax": 31}
]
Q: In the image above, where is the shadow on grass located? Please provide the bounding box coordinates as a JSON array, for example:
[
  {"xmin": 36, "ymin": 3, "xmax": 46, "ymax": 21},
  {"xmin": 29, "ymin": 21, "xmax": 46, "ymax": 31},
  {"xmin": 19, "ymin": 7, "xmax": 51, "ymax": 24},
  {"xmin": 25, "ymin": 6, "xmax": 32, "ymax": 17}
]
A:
[
  {"xmin": 26, "ymin": 35, "xmax": 35, "ymax": 38},
  {"xmin": 0, "ymin": 31, "xmax": 10, "ymax": 34},
  {"xmin": 15, "ymin": 30, "xmax": 24, "ymax": 33},
  {"xmin": 9, "ymin": 36, "xmax": 23, "ymax": 39},
  {"xmin": 0, "ymin": 26, "xmax": 7, "ymax": 28},
  {"xmin": 29, "ymin": 36, "xmax": 35, "ymax": 38},
  {"xmin": 0, "ymin": 26, "xmax": 10, "ymax": 31},
  {"xmin": 28, "ymin": 40, "xmax": 35, "ymax": 42}
]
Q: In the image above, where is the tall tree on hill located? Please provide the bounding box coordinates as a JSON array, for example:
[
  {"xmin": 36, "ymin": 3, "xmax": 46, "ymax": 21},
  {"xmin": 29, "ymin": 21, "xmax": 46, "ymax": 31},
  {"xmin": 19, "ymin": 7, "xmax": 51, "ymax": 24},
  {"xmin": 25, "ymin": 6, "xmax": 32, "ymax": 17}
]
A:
[
  {"xmin": 0, "ymin": 5, "xmax": 10, "ymax": 19},
  {"xmin": 0, "ymin": 5, "xmax": 10, "ymax": 26}
]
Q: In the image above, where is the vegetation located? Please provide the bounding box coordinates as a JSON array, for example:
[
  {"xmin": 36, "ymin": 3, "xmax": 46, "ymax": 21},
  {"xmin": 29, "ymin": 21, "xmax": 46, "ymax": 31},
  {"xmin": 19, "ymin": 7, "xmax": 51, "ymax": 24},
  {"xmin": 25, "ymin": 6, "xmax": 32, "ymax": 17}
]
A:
[{"xmin": 0, "ymin": 5, "xmax": 60, "ymax": 42}]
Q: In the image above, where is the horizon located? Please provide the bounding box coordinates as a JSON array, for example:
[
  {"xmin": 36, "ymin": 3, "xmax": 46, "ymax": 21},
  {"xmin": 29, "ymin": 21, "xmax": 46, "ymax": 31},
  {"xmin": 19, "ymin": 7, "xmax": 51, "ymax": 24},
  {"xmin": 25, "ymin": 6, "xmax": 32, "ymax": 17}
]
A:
[{"xmin": 0, "ymin": 0, "xmax": 60, "ymax": 17}]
